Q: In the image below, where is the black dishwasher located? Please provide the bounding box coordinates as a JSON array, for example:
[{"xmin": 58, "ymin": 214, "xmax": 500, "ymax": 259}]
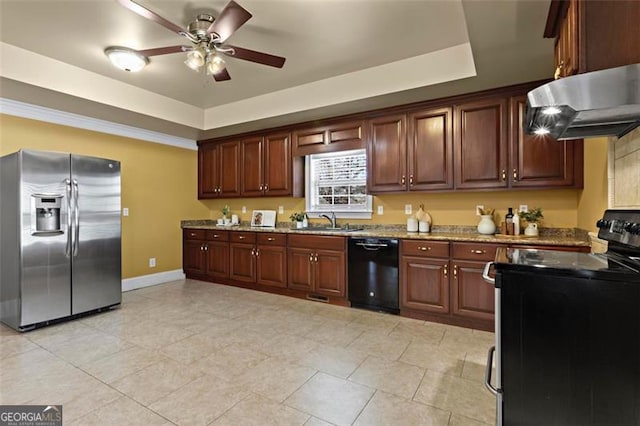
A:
[{"xmin": 348, "ymin": 238, "xmax": 399, "ymax": 314}]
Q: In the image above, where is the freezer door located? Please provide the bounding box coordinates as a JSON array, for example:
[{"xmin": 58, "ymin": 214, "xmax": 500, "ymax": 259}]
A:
[
  {"xmin": 71, "ymin": 154, "xmax": 121, "ymax": 314},
  {"xmin": 19, "ymin": 150, "xmax": 72, "ymax": 326}
]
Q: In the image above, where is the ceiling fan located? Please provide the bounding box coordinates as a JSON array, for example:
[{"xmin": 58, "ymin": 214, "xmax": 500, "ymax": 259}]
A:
[{"xmin": 107, "ymin": 0, "xmax": 286, "ymax": 81}]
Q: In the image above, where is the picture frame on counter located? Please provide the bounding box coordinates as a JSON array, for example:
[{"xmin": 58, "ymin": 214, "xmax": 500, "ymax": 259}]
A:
[{"xmin": 251, "ymin": 210, "xmax": 276, "ymax": 228}]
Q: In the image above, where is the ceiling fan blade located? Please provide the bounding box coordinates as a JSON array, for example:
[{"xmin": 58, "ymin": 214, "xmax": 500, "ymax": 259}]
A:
[
  {"xmin": 223, "ymin": 45, "xmax": 286, "ymax": 68},
  {"xmin": 117, "ymin": 0, "xmax": 185, "ymax": 35},
  {"xmin": 136, "ymin": 46, "xmax": 190, "ymax": 57},
  {"xmin": 213, "ymin": 68, "xmax": 231, "ymax": 82},
  {"xmin": 207, "ymin": 0, "xmax": 252, "ymax": 43}
]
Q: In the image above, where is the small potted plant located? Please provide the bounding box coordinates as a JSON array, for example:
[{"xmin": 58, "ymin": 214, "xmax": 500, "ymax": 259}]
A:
[
  {"xmin": 221, "ymin": 205, "xmax": 230, "ymax": 224},
  {"xmin": 290, "ymin": 212, "xmax": 307, "ymax": 228},
  {"xmin": 519, "ymin": 207, "xmax": 543, "ymax": 236}
]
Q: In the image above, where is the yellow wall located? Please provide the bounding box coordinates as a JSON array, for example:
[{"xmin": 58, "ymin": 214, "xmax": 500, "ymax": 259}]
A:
[
  {"xmin": 577, "ymin": 137, "xmax": 609, "ymax": 232},
  {"xmin": 0, "ymin": 114, "xmax": 210, "ymax": 278}
]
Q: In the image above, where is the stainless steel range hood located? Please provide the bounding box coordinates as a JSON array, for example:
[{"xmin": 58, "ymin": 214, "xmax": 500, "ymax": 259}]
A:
[{"xmin": 525, "ymin": 63, "xmax": 640, "ymax": 140}]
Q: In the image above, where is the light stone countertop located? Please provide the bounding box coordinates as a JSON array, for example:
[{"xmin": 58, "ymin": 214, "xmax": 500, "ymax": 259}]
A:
[{"xmin": 182, "ymin": 220, "xmax": 591, "ymax": 248}]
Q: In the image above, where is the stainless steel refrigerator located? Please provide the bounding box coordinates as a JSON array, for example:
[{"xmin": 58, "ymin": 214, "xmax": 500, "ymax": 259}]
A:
[{"xmin": 1, "ymin": 149, "xmax": 121, "ymax": 331}]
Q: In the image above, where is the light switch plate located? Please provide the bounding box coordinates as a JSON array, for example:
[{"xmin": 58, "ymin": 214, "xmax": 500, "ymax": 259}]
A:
[
  {"xmin": 278, "ymin": 206, "xmax": 284, "ymax": 214},
  {"xmin": 405, "ymin": 204, "xmax": 412, "ymax": 214},
  {"xmin": 122, "ymin": 207, "xmax": 129, "ymax": 216},
  {"xmin": 377, "ymin": 205, "xmax": 384, "ymax": 215},
  {"xmin": 476, "ymin": 205, "xmax": 484, "ymax": 216},
  {"xmin": 242, "ymin": 206, "xmax": 247, "ymax": 213},
  {"xmin": 519, "ymin": 205, "xmax": 528, "ymax": 212},
  {"xmin": 149, "ymin": 258, "xmax": 156, "ymax": 268}
]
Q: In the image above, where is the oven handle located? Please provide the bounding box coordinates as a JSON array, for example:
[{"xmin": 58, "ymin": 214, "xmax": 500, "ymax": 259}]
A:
[
  {"xmin": 482, "ymin": 261, "xmax": 496, "ymax": 284},
  {"xmin": 485, "ymin": 345, "xmax": 498, "ymax": 395}
]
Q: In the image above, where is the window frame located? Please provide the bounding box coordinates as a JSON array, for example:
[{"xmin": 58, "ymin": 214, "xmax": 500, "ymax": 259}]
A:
[{"xmin": 304, "ymin": 149, "xmax": 373, "ymax": 219}]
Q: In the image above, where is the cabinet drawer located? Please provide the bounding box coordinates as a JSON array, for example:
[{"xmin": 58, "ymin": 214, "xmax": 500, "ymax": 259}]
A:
[
  {"xmin": 184, "ymin": 229, "xmax": 206, "ymax": 240},
  {"xmin": 451, "ymin": 242, "xmax": 500, "ymax": 261},
  {"xmin": 258, "ymin": 233, "xmax": 286, "ymax": 246},
  {"xmin": 288, "ymin": 234, "xmax": 345, "ymax": 251},
  {"xmin": 401, "ymin": 240, "xmax": 449, "ymax": 258},
  {"xmin": 206, "ymin": 230, "xmax": 229, "ymax": 242},
  {"xmin": 230, "ymin": 231, "xmax": 256, "ymax": 244}
]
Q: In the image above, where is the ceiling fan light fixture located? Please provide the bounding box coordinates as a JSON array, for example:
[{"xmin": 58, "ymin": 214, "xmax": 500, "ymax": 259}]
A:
[
  {"xmin": 206, "ymin": 55, "xmax": 226, "ymax": 75},
  {"xmin": 184, "ymin": 48, "xmax": 206, "ymax": 71},
  {"xmin": 104, "ymin": 47, "xmax": 148, "ymax": 72}
]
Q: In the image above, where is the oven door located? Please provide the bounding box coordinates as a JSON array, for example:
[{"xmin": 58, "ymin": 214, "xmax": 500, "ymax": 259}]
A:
[{"xmin": 483, "ymin": 261, "xmax": 503, "ymax": 426}]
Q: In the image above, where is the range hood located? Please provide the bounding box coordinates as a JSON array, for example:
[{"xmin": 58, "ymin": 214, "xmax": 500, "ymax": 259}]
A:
[{"xmin": 525, "ymin": 63, "xmax": 640, "ymax": 140}]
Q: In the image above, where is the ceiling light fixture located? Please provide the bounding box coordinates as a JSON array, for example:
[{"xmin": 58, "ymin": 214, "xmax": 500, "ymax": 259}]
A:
[
  {"xmin": 104, "ymin": 47, "xmax": 148, "ymax": 72},
  {"xmin": 534, "ymin": 127, "xmax": 551, "ymax": 135},
  {"xmin": 542, "ymin": 106, "xmax": 562, "ymax": 115},
  {"xmin": 185, "ymin": 48, "xmax": 206, "ymax": 71},
  {"xmin": 206, "ymin": 55, "xmax": 226, "ymax": 75}
]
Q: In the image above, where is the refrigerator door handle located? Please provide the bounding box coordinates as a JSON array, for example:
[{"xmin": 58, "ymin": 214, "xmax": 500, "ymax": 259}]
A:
[
  {"xmin": 485, "ymin": 346, "xmax": 498, "ymax": 395},
  {"xmin": 73, "ymin": 179, "xmax": 79, "ymax": 256},
  {"xmin": 65, "ymin": 178, "xmax": 72, "ymax": 257}
]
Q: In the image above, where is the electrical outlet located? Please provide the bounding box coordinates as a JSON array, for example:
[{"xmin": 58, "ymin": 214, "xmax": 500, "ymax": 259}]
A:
[
  {"xmin": 405, "ymin": 204, "xmax": 412, "ymax": 214},
  {"xmin": 122, "ymin": 207, "xmax": 129, "ymax": 216},
  {"xmin": 149, "ymin": 258, "xmax": 156, "ymax": 268},
  {"xmin": 476, "ymin": 205, "xmax": 484, "ymax": 216},
  {"xmin": 242, "ymin": 206, "xmax": 247, "ymax": 213},
  {"xmin": 377, "ymin": 205, "xmax": 384, "ymax": 215},
  {"xmin": 519, "ymin": 205, "xmax": 528, "ymax": 213},
  {"xmin": 278, "ymin": 206, "xmax": 284, "ymax": 214}
]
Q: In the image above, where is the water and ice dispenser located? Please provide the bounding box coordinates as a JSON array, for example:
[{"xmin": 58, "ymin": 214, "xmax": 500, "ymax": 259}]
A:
[{"xmin": 32, "ymin": 194, "xmax": 63, "ymax": 234}]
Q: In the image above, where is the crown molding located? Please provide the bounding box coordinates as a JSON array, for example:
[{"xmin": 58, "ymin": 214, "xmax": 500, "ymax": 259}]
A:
[{"xmin": 0, "ymin": 98, "xmax": 197, "ymax": 150}]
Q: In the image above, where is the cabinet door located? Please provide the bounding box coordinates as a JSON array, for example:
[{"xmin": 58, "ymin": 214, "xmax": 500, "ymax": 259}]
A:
[
  {"xmin": 230, "ymin": 242, "xmax": 256, "ymax": 282},
  {"xmin": 288, "ymin": 248, "xmax": 314, "ymax": 291},
  {"xmin": 451, "ymin": 260, "xmax": 495, "ymax": 321},
  {"xmin": 219, "ymin": 141, "xmax": 241, "ymax": 197},
  {"xmin": 240, "ymin": 136, "xmax": 264, "ymax": 196},
  {"xmin": 199, "ymin": 144, "xmax": 220, "ymax": 198},
  {"xmin": 408, "ymin": 107, "xmax": 453, "ymax": 190},
  {"xmin": 183, "ymin": 240, "xmax": 206, "ymax": 275},
  {"xmin": 263, "ymin": 132, "xmax": 292, "ymax": 196},
  {"xmin": 401, "ymin": 256, "xmax": 449, "ymax": 313},
  {"xmin": 367, "ymin": 114, "xmax": 407, "ymax": 193},
  {"xmin": 510, "ymin": 96, "xmax": 581, "ymax": 188},
  {"xmin": 256, "ymin": 245, "xmax": 287, "ymax": 288},
  {"xmin": 315, "ymin": 249, "xmax": 346, "ymax": 297},
  {"xmin": 454, "ymin": 98, "xmax": 508, "ymax": 189},
  {"xmin": 555, "ymin": 0, "xmax": 578, "ymax": 78},
  {"xmin": 206, "ymin": 241, "xmax": 229, "ymax": 280}
]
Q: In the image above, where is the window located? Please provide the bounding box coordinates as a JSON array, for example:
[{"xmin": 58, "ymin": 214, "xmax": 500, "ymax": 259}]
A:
[{"xmin": 305, "ymin": 149, "xmax": 372, "ymax": 219}]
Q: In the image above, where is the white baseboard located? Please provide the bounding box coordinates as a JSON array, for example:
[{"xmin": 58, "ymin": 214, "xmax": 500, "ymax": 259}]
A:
[{"xmin": 122, "ymin": 269, "xmax": 185, "ymax": 292}]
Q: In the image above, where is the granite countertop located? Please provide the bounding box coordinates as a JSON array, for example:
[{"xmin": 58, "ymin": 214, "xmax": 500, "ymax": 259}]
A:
[{"xmin": 182, "ymin": 220, "xmax": 591, "ymax": 247}]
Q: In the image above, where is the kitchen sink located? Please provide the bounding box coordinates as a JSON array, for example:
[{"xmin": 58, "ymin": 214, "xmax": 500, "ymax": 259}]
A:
[{"xmin": 304, "ymin": 227, "xmax": 363, "ymax": 232}]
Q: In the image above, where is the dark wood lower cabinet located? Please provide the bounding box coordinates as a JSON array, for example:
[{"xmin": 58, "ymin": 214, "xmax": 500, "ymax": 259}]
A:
[
  {"xmin": 288, "ymin": 248, "xmax": 314, "ymax": 292},
  {"xmin": 230, "ymin": 242, "xmax": 256, "ymax": 283},
  {"xmin": 205, "ymin": 240, "xmax": 229, "ymax": 280},
  {"xmin": 256, "ymin": 245, "xmax": 287, "ymax": 288},
  {"xmin": 401, "ymin": 256, "xmax": 449, "ymax": 314},
  {"xmin": 451, "ymin": 260, "xmax": 495, "ymax": 322},
  {"xmin": 315, "ymin": 249, "xmax": 346, "ymax": 297},
  {"xmin": 183, "ymin": 239, "xmax": 206, "ymax": 276}
]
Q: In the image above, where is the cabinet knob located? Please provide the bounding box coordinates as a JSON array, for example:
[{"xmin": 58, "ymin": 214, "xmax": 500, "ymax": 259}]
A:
[
  {"xmin": 309, "ymin": 254, "xmax": 313, "ymax": 263},
  {"xmin": 513, "ymin": 168, "xmax": 518, "ymax": 181},
  {"xmin": 400, "ymin": 176, "xmax": 406, "ymax": 185},
  {"xmin": 409, "ymin": 175, "xmax": 414, "ymax": 185},
  {"xmin": 239, "ymin": 236, "xmax": 245, "ymax": 240},
  {"xmin": 190, "ymin": 232, "xmax": 196, "ymax": 237},
  {"xmin": 212, "ymin": 234, "xmax": 219, "ymax": 238},
  {"xmin": 471, "ymin": 249, "xmax": 486, "ymax": 254},
  {"xmin": 453, "ymin": 264, "xmax": 457, "ymax": 277},
  {"xmin": 444, "ymin": 264, "xmax": 448, "ymax": 277},
  {"xmin": 259, "ymin": 184, "xmax": 263, "ymax": 191},
  {"xmin": 314, "ymin": 254, "xmax": 318, "ymax": 262},
  {"xmin": 267, "ymin": 237, "xmax": 275, "ymax": 241},
  {"xmin": 204, "ymin": 244, "xmax": 208, "ymax": 251},
  {"xmin": 264, "ymin": 184, "xmax": 269, "ymax": 192},
  {"xmin": 501, "ymin": 169, "xmax": 506, "ymax": 181},
  {"xmin": 255, "ymin": 248, "xmax": 259, "ymax": 257},
  {"xmin": 418, "ymin": 246, "xmax": 431, "ymax": 251}
]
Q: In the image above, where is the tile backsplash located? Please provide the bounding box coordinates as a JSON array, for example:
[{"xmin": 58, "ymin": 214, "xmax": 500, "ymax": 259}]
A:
[{"xmin": 610, "ymin": 128, "xmax": 640, "ymax": 208}]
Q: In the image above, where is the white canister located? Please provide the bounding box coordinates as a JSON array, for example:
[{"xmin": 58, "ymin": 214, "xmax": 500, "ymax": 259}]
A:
[
  {"xmin": 419, "ymin": 221, "xmax": 430, "ymax": 233},
  {"xmin": 407, "ymin": 217, "xmax": 418, "ymax": 232},
  {"xmin": 231, "ymin": 214, "xmax": 239, "ymax": 225}
]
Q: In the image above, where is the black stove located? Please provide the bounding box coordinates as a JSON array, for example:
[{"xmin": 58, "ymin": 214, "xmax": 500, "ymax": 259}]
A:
[{"xmin": 485, "ymin": 209, "xmax": 640, "ymax": 426}]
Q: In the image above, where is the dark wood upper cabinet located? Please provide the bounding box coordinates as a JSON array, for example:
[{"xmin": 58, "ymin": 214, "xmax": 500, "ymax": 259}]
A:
[
  {"xmin": 240, "ymin": 136, "xmax": 264, "ymax": 197},
  {"xmin": 292, "ymin": 120, "xmax": 365, "ymax": 156},
  {"xmin": 263, "ymin": 132, "xmax": 293, "ymax": 196},
  {"xmin": 454, "ymin": 98, "xmax": 508, "ymax": 190},
  {"xmin": 367, "ymin": 114, "xmax": 407, "ymax": 193},
  {"xmin": 510, "ymin": 96, "xmax": 583, "ymax": 188},
  {"xmin": 546, "ymin": 0, "xmax": 640, "ymax": 78},
  {"xmin": 408, "ymin": 107, "xmax": 454, "ymax": 191},
  {"xmin": 198, "ymin": 141, "xmax": 240, "ymax": 198}
]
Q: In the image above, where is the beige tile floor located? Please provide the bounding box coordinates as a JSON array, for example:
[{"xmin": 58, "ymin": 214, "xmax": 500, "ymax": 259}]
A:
[{"xmin": 0, "ymin": 279, "xmax": 496, "ymax": 425}]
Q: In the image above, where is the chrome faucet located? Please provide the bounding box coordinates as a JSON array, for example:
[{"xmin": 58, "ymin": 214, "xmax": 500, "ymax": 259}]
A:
[{"xmin": 320, "ymin": 211, "xmax": 337, "ymax": 228}]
